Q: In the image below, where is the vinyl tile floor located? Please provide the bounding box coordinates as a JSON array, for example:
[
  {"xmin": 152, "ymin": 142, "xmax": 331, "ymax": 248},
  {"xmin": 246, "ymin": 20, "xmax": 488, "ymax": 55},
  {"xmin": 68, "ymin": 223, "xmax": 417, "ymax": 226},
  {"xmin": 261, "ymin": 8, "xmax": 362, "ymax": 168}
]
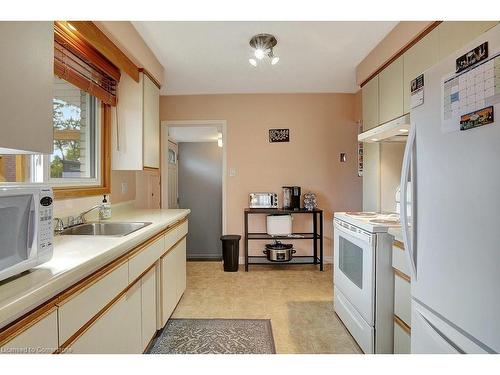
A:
[{"xmin": 171, "ymin": 262, "xmax": 362, "ymax": 354}]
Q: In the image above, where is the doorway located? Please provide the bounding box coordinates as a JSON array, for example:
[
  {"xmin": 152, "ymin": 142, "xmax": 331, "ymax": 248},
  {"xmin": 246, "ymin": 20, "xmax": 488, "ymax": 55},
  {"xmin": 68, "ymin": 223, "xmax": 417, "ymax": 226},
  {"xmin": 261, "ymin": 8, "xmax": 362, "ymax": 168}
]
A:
[{"xmin": 161, "ymin": 121, "xmax": 227, "ymax": 260}]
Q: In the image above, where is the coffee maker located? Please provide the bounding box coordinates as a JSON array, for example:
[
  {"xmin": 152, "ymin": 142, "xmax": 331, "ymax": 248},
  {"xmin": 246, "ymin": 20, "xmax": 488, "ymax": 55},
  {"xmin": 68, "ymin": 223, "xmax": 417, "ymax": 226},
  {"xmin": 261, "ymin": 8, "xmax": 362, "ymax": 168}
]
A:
[{"xmin": 282, "ymin": 186, "xmax": 301, "ymax": 210}]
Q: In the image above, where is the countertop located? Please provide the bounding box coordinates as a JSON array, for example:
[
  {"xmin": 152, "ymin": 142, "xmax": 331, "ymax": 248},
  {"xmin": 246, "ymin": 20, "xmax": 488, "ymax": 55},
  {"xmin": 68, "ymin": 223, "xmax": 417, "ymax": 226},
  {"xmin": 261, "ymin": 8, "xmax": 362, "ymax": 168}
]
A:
[
  {"xmin": 388, "ymin": 227, "xmax": 404, "ymax": 243},
  {"xmin": 0, "ymin": 208, "xmax": 190, "ymax": 330}
]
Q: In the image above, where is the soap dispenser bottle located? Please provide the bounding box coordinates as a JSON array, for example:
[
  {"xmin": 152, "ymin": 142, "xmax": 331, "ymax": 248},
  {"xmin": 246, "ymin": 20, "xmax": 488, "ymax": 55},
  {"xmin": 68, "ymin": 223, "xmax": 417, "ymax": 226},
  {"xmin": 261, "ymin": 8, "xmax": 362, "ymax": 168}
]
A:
[{"xmin": 99, "ymin": 195, "xmax": 112, "ymax": 220}]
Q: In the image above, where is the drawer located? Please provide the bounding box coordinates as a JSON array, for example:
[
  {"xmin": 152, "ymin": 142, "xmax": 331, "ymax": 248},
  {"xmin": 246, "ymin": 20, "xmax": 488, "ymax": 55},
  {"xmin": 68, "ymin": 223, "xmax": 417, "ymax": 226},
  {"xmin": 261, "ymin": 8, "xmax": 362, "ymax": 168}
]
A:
[
  {"xmin": 66, "ymin": 281, "xmax": 142, "ymax": 354},
  {"xmin": 392, "ymin": 243, "xmax": 410, "ymax": 276},
  {"xmin": 57, "ymin": 261, "xmax": 129, "ymax": 344},
  {"xmin": 164, "ymin": 220, "xmax": 188, "ymax": 253},
  {"xmin": 394, "ymin": 272, "xmax": 411, "ymax": 327},
  {"xmin": 0, "ymin": 308, "xmax": 58, "ymax": 354},
  {"xmin": 129, "ymin": 236, "xmax": 164, "ymax": 282},
  {"xmin": 394, "ymin": 318, "xmax": 411, "ymax": 354}
]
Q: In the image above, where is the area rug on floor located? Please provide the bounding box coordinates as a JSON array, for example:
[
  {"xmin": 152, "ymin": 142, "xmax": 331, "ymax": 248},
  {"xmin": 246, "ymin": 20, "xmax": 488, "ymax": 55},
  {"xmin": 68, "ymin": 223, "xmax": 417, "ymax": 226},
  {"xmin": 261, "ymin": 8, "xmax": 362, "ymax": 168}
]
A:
[{"xmin": 147, "ymin": 318, "xmax": 276, "ymax": 354}]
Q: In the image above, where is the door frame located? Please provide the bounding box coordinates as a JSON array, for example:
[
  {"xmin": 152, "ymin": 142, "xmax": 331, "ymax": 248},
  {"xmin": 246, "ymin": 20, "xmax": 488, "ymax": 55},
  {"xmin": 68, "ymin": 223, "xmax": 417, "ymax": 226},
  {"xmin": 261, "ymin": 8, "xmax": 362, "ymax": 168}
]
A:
[{"xmin": 160, "ymin": 120, "xmax": 228, "ymax": 235}]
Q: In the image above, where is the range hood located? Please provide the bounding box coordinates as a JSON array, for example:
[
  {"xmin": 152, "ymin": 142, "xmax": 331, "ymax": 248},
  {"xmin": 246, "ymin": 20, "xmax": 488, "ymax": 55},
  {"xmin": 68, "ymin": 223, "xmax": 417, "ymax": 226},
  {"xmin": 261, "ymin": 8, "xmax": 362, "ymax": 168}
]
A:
[{"xmin": 358, "ymin": 114, "xmax": 410, "ymax": 143}]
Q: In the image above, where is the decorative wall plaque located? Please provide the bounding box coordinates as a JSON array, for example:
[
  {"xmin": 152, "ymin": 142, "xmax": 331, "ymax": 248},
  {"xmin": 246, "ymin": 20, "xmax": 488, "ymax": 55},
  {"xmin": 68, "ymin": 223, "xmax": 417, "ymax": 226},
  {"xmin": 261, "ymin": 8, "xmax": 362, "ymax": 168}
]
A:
[{"xmin": 269, "ymin": 129, "xmax": 290, "ymax": 143}]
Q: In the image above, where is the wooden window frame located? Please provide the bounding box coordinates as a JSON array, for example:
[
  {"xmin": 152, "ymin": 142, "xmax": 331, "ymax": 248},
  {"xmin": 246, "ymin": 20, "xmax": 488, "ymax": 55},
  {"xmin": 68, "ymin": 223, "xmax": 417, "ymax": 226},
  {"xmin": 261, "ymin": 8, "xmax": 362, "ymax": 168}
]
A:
[{"xmin": 53, "ymin": 105, "xmax": 111, "ymax": 199}]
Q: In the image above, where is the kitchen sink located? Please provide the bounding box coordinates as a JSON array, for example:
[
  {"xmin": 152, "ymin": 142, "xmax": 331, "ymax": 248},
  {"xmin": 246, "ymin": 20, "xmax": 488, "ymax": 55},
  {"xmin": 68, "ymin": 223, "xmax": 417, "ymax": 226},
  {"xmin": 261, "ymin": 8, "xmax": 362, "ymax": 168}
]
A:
[{"xmin": 60, "ymin": 222, "xmax": 152, "ymax": 237}]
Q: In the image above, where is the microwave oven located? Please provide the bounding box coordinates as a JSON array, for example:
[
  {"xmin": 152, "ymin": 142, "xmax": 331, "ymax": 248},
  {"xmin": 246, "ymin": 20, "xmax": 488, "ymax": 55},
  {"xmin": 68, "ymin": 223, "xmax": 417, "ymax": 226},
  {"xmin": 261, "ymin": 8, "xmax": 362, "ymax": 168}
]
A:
[
  {"xmin": 249, "ymin": 192, "xmax": 278, "ymax": 209},
  {"xmin": 0, "ymin": 185, "xmax": 54, "ymax": 282}
]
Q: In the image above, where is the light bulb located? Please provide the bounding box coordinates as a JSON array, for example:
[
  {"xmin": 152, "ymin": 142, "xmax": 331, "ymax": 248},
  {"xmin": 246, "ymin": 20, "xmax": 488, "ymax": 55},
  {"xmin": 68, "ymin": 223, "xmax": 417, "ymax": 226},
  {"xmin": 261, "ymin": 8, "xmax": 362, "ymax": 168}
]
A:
[
  {"xmin": 254, "ymin": 49, "xmax": 265, "ymax": 60},
  {"xmin": 217, "ymin": 138, "xmax": 223, "ymax": 148},
  {"xmin": 249, "ymin": 58, "xmax": 257, "ymax": 67},
  {"xmin": 271, "ymin": 56, "xmax": 280, "ymax": 65},
  {"xmin": 399, "ymin": 128, "xmax": 409, "ymax": 133}
]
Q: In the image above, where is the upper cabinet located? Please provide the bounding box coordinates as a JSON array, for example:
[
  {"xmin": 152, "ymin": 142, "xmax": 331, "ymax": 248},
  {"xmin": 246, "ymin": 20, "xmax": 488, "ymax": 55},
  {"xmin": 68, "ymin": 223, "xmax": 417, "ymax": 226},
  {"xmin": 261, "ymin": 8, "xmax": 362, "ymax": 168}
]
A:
[
  {"xmin": 362, "ymin": 21, "xmax": 499, "ymax": 130},
  {"xmin": 0, "ymin": 22, "xmax": 53, "ymax": 154},
  {"xmin": 437, "ymin": 21, "xmax": 498, "ymax": 61},
  {"xmin": 362, "ymin": 75, "xmax": 379, "ymax": 131},
  {"xmin": 142, "ymin": 73, "xmax": 160, "ymax": 169},
  {"xmin": 379, "ymin": 56, "xmax": 404, "ymax": 124},
  {"xmin": 112, "ymin": 71, "xmax": 160, "ymax": 170},
  {"xmin": 402, "ymin": 29, "xmax": 439, "ymax": 114}
]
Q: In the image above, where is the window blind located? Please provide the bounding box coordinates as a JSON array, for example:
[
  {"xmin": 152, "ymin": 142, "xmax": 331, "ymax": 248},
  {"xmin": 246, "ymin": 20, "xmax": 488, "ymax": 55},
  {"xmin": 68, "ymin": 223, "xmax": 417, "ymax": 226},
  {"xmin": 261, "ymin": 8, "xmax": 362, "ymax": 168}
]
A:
[{"xmin": 54, "ymin": 22, "xmax": 120, "ymax": 106}]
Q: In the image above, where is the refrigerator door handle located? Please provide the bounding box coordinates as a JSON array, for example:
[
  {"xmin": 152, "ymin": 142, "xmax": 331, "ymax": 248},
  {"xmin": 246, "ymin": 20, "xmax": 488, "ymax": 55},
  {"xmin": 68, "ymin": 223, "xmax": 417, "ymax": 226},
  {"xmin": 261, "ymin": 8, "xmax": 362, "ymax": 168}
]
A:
[{"xmin": 400, "ymin": 123, "xmax": 417, "ymax": 279}]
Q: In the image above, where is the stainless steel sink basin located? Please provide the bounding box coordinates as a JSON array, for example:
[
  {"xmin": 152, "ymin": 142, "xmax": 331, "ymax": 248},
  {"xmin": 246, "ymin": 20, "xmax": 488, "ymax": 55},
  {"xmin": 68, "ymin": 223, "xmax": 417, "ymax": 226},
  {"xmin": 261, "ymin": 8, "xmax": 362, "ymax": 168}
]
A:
[{"xmin": 60, "ymin": 222, "xmax": 152, "ymax": 237}]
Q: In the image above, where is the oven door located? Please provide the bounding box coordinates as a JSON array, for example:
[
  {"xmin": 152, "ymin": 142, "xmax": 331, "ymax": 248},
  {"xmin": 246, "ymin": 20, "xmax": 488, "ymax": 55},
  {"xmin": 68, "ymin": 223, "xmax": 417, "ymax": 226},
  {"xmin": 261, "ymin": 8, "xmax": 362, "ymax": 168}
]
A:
[{"xmin": 334, "ymin": 219, "xmax": 375, "ymax": 325}]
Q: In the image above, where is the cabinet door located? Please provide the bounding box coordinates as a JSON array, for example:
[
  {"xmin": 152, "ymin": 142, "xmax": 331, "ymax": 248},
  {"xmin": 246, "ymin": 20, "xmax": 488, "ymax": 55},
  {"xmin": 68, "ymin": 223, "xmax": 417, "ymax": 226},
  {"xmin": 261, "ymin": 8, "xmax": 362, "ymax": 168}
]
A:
[
  {"xmin": 394, "ymin": 274, "xmax": 411, "ymax": 326},
  {"xmin": 0, "ymin": 22, "xmax": 53, "ymax": 154},
  {"xmin": 160, "ymin": 247, "xmax": 178, "ymax": 326},
  {"xmin": 67, "ymin": 282, "xmax": 142, "ymax": 354},
  {"xmin": 111, "ymin": 73, "xmax": 144, "ymax": 170},
  {"xmin": 362, "ymin": 142, "xmax": 380, "ymax": 212},
  {"xmin": 141, "ymin": 267, "xmax": 157, "ymax": 350},
  {"xmin": 438, "ymin": 21, "xmax": 498, "ymax": 60},
  {"xmin": 175, "ymin": 238, "xmax": 187, "ymax": 300},
  {"xmin": 394, "ymin": 320, "xmax": 411, "ymax": 354},
  {"xmin": 143, "ymin": 74, "xmax": 160, "ymax": 168},
  {"xmin": 0, "ymin": 309, "xmax": 58, "ymax": 354},
  {"xmin": 361, "ymin": 76, "xmax": 379, "ymax": 131},
  {"xmin": 403, "ymin": 29, "xmax": 439, "ymax": 114},
  {"xmin": 379, "ymin": 56, "xmax": 404, "ymax": 124}
]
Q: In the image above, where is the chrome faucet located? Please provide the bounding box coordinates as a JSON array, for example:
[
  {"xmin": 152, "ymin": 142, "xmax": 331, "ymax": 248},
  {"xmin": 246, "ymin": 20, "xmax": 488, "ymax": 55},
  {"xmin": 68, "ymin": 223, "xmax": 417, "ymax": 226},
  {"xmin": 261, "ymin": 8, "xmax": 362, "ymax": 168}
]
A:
[
  {"xmin": 75, "ymin": 204, "xmax": 104, "ymax": 225},
  {"xmin": 53, "ymin": 217, "xmax": 65, "ymax": 235}
]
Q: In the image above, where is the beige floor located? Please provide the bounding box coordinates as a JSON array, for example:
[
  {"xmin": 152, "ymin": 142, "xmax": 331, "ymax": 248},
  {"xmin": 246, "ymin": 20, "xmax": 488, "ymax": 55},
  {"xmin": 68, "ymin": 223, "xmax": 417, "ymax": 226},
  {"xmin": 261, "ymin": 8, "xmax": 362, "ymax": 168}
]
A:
[{"xmin": 171, "ymin": 261, "xmax": 361, "ymax": 354}]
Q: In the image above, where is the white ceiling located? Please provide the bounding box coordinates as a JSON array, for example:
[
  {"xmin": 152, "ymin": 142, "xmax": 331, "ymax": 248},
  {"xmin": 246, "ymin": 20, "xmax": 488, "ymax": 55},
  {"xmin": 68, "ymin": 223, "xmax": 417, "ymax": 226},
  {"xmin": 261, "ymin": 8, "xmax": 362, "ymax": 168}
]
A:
[
  {"xmin": 169, "ymin": 126, "xmax": 221, "ymax": 143},
  {"xmin": 132, "ymin": 21, "xmax": 397, "ymax": 95}
]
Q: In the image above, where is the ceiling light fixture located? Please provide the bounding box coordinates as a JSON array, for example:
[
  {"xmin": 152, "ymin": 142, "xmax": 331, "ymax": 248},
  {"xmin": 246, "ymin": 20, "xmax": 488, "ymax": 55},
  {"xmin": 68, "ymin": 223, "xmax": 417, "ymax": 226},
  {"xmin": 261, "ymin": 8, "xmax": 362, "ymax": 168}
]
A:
[
  {"xmin": 399, "ymin": 128, "xmax": 409, "ymax": 133},
  {"xmin": 248, "ymin": 33, "xmax": 280, "ymax": 67}
]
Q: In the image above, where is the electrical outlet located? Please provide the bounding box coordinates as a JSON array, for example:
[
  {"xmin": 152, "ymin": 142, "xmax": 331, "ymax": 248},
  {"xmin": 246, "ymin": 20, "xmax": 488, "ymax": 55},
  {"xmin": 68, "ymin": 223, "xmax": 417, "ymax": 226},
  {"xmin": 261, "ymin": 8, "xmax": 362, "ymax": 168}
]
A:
[
  {"xmin": 121, "ymin": 182, "xmax": 128, "ymax": 194},
  {"xmin": 229, "ymin": 168, "xmax": 236, "ymax": 177}
]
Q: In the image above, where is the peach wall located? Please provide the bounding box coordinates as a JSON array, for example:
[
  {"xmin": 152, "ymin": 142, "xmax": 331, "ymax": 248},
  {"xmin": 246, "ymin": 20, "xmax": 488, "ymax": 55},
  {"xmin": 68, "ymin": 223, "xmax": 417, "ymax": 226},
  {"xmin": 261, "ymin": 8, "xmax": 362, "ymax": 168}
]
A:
[
  {"xmin": 161, "ymin": 94, "xmax": 362, "ymax": 261},
  {"xmin": 111, "ymin": 170, "xmax": 137, "ymax": 204},
  {"xmin": 356, "ymin": 21, "xmax": 434, "ymax": 85},
  {"xmin": 94, "ymin": 21, "xmax": 165, "ymax": 86}
]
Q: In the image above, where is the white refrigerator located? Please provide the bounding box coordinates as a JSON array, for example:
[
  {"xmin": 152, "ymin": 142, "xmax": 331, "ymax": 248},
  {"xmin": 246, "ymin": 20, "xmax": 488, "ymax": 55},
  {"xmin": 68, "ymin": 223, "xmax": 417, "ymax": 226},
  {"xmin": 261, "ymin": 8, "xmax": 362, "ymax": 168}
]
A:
[{"xmin": 401, "ymin": 24, "xmax": 500, "ymax": 354}]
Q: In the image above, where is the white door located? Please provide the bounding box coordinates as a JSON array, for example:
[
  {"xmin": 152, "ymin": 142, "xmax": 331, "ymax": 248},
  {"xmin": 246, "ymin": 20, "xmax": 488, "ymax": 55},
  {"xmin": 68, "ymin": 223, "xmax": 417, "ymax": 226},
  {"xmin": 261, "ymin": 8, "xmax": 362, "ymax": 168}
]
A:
[
  {"xmin": 167, "ymin": 141, "xmax": 178, "ymax": 209},
  {"xmin": 333, "ymin": 219, "xmax": 375, "ymax": 325}
]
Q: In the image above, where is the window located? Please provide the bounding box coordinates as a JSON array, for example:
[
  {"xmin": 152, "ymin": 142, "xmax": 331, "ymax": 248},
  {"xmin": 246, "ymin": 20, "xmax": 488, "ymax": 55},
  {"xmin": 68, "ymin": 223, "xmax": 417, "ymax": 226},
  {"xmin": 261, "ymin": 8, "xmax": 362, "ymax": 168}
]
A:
[{"xmin": 50, "ymin": 77, "xmax": 101, "ymax": 185}]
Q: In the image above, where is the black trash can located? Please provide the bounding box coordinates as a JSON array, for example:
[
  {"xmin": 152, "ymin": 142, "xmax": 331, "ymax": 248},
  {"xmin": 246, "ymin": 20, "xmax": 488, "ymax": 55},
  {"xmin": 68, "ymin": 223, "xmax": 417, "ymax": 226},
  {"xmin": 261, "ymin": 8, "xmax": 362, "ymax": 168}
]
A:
[{"xmin": 220, "ymin": 235, "xmax": 241, "ymax": 272}]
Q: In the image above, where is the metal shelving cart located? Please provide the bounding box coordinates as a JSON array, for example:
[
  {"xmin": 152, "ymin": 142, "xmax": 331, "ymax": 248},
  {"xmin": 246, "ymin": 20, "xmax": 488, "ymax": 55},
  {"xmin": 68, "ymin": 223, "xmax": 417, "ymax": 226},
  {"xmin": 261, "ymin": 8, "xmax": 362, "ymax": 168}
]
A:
[{"xmin": 244, "ymin": 208, "xmax": 324, "ymax": 271}]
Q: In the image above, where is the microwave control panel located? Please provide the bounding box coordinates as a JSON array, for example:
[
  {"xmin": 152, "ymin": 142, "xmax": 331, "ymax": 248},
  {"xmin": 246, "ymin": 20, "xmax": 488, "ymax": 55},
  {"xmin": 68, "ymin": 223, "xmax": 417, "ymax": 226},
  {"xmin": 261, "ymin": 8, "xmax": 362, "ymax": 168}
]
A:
[{"xmin": 38, "ymin": 189, "xmax": 53, "ymax": 251}]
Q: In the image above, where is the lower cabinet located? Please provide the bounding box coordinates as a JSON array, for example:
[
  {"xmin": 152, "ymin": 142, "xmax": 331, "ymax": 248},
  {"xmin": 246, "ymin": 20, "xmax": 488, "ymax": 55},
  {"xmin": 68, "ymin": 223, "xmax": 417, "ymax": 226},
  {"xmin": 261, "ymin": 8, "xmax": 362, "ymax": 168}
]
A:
[
  {"xmin": 0, "ymin": 308, "xmax": 58, "ymax": 354},
  {"xmin": 394, "ymin": 318, "xmax": 411, "ymax": 354},
  {"xmin": 392, "ymin": 241, "xmax": 412, "ymax": 354},
  {"xmin": 160, "ymin": 237, "xmax": 187, "ymax": 326},
  {"xmin": 141, "ymin": 266, "xmax": 157, "ymax": 350},
  {"xmin": 67, "ymin": 282, "xmax": 143, "ymax": 354},
  {"xmin": 0, "ymin": 219, "xmax": 188, "ymax": 354}
]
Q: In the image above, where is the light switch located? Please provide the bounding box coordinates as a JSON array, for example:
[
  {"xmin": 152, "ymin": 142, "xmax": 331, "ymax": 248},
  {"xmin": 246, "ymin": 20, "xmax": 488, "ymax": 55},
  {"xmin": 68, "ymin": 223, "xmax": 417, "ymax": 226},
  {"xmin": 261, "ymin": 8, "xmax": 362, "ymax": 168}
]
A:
[
  {"xmin": 229, "ymin": 168, "xmax": 236, "ymax": 177},
  {"xmin": 121, "ymin": 182, "xmax": 128, "ymax": 194}
]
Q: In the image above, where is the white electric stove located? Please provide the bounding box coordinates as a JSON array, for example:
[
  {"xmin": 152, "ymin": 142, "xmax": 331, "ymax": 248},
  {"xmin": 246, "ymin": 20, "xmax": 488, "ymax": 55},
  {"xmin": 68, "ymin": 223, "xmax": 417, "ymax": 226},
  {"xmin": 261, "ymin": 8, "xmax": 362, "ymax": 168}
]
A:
[{"xmin": 333, "ymin": 211, "xmax": 400, "ymax": 353}]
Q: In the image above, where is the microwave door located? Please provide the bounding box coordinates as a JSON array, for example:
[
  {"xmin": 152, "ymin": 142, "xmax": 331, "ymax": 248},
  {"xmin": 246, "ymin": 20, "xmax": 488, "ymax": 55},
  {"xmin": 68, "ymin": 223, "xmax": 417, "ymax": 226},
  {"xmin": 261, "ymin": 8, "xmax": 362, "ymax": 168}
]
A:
[{"xmin": 0, "ymin": 194, "xmax": 33, "ymax": 273}]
